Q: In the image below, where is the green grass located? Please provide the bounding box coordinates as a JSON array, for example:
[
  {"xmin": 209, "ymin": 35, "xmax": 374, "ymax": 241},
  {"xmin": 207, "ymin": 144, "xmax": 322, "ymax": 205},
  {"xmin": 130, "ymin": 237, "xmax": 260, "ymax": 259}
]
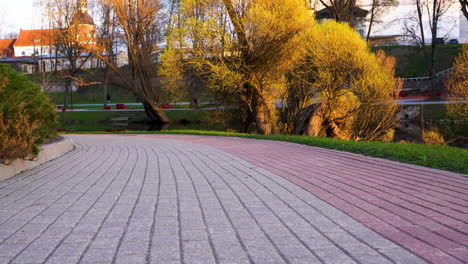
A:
[
  {"xmin": 65, "ymin": 130, "xmax": 468, "ymax": 174},
  {"xmin": 47, "ymin": 84, "xmax": 138, "ymax": 105},
  {"xmin": 373, "ymin": 45, "xmax": 463, "ymax": 78}
]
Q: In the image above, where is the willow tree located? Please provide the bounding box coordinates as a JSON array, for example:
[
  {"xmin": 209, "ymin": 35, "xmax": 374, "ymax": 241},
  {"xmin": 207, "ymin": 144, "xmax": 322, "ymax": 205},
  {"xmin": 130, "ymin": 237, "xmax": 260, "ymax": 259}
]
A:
[
  {"xmin": 164, "ymin": 0, "xmax": 312, "ymax": 134},
  {"xmin": 90, "ymin": 0, "xmax": 169, "ymax": 123},
  {"xmin": 445, "ymin": 45, "xmax": 468, "ymax": 120},
  {"xmin": 291, "ymin": 21, "xmax": 401, "ymax": 141}
]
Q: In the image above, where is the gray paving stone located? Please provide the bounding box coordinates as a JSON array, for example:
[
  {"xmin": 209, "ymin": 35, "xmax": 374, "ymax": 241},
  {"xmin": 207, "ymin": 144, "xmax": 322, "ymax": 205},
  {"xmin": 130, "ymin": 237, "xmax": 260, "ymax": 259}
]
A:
[
  {"xmin": 115, "ymin": 253, "xmax": 146, "ymax": 264},
  {"xmin": 118, "ymin": 240, "xmax": 149, "ymax": 255},
  {"xmin": 249, "ymin": 250, "xmax": 286, "ymax": 264},
  {"xmin": 276, "ymin": 244, "xmax": 316, "ymax": 259},
  {"xmin": 0, "ymin": 243, "xmax": 28, "ymax": 257},
  {"xmin": 151, "ymin": 245, "xmax": 180, "ymax": 261},
  {"xmin": 183, "ymin": 251, "xmax": 216, "ymax": 264},
  {"xmin": 52, "ymin": 242, "xmax": 87, "ymax": 256},
  {"xmin": 182, "ymin": 239, "xmax": 212, "ymax": 253},
  {"xmin": 81, "ymin": 246, "xmax": 115, "ymax": 263},
  {"xmin": 45, "ymin": 255, "xmax": 81, "ymax": 264},
  {"xmin": 314, "ymin": 246, "xmax": 357, "ymax": 264}
]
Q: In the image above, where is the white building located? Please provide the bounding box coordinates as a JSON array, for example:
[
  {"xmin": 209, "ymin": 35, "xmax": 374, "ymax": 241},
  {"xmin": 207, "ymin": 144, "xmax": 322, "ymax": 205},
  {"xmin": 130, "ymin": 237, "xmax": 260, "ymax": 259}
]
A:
[
  {"xmin": 310, "ymin": 0, "xmax": 468, "ymax": 44},
  {"xmin": 369, "ymin": 0, "xmax": 467, "ymax": 44}
]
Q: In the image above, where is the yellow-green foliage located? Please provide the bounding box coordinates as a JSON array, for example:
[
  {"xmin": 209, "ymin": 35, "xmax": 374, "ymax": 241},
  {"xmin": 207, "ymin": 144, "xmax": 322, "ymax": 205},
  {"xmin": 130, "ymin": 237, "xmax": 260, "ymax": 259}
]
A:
[
  {"xmin": 305, "ymin": 21, "xmax": 400, "ymax": 141},
  {"xmin": 168, "ymin": 0, "xmax": 314, "ymax": 134},
  {"xmin": 0, "ymin": 64, "xmax": 57, "ymax": 164},
  {"xmin": 445, "ymin": 45, "xmax": 468, "ymax": 120},
  {"xmin": 421, "ymin": 129, "xmax": 446, "ymax": 145}
]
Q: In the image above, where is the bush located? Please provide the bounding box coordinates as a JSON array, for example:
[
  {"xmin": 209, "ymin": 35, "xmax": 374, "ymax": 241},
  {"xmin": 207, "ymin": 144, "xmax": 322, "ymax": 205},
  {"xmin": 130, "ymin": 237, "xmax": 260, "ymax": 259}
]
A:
[
  {"xmin": 298, "ymin": 21, "xmax": 400, "ymax": 141},
  {"xmin": 0, "ymin": 64, "xmax": 57, "ymax": 164},
  {"xmin": 445, "ymin": 45, "xmax": 468, "ymax": 120},
  {"xmin": 421, "ymin": 129, "xmax": 446, "ymax": 145}
]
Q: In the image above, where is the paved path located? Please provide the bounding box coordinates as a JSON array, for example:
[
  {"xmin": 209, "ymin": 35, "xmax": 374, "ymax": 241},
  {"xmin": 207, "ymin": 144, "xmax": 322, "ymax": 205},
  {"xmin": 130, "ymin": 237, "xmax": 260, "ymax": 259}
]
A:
[{"xmin": 0, "ymin": 135, "xmax": 466, "ymax": 264}]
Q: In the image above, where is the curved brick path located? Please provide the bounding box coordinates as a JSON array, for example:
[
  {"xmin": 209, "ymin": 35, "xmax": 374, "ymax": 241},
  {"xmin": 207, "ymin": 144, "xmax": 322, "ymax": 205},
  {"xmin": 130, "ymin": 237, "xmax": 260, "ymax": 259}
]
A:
[{"xmin": 0, "ymin": 135, "xmax": 466, "ymax": 264}]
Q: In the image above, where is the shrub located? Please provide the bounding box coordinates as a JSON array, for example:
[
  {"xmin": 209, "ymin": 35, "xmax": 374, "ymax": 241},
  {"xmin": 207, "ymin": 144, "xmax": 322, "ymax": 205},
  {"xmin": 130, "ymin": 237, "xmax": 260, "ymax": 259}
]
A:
[
  {"xmin": 445, "ymin": 45, "xmax": 468, "ymax": 120},
  {"xmin": 294, "ymin": 21, "xmax": 401, "ymax": 141},
  {"xmin": 421, "ymin": 129, "xmax": 446, "ymax": 145},
  {"xmin": 0, "ymin": 64, "xmax": 57, "ymax": 164}
]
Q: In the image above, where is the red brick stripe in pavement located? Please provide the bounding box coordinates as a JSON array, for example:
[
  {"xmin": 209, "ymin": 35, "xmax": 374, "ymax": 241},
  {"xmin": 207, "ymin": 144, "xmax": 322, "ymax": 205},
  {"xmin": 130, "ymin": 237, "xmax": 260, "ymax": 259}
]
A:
[{"xmin": 147, "ymin": 135, "xmax": 468, "ymax": 264}]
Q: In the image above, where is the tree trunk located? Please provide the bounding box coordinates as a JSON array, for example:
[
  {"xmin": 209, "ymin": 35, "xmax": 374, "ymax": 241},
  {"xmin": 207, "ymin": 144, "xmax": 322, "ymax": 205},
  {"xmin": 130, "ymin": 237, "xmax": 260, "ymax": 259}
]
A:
[
  {"xmin": 366, "ymin": 0, "xmax": 377, "ymax": 42},
  {"xmin": 461, "ymin": 0, "xmax": 468, "ymax": 21},
  {"xmin": 416, "ymin": 0, "xmax": 429, "ymax": 76},
  {"xmin": 63, "ymin": 77, "xmax": 71, "ymax": 109},
  {"xmin": 254, "ymin": 103, "xmax": 273, "ymax": 135},
  {"xmin": 142, "ymin": 100, "xmax": 170, "ymax": 123},
  {"xmin": 429, "ymin": 0, "xmax": 440, "ymax": 93},
  {"xmin": 294, "ymin": 103, "xmax": 325, "ymax": 136}
]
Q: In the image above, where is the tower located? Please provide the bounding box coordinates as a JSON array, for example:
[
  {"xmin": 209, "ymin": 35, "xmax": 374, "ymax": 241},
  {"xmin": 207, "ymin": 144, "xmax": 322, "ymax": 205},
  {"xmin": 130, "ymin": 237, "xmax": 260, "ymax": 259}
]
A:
[
  {"xmin": 78, "ymin": 0, "xmax": 88, "ymax": 14},
  {"xmin": 71, "ymin": 0, "xmax": 96, "ymax": 46}
]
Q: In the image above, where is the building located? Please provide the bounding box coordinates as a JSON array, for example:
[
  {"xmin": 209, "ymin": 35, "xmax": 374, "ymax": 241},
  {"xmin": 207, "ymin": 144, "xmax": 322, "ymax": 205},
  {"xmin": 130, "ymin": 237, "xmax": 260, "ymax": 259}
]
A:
[
  {"xmin": 309, "ymin": 0, "xmax": 468, "ymax": 44},
  {"xmin": 13, "ymin": 29, "xmax": 60, "ymax": 57},
  {"xmin": 0, "ymin": 0, "xmax": 103, "ymax": 74},
  {"xmin": 0, "ymin": 39, "xmax": 15, "ymax": 58},
  {"xmin": 368, "ymin": 0, "xmax": 467, "ymax": 44}
]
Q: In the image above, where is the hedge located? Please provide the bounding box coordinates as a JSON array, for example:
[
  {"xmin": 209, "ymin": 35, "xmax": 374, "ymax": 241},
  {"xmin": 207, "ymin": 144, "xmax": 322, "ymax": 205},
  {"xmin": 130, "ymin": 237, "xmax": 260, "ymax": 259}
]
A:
[{"xmin": 0, "ymin": 64, "xmax": 57, "ymax": 164}]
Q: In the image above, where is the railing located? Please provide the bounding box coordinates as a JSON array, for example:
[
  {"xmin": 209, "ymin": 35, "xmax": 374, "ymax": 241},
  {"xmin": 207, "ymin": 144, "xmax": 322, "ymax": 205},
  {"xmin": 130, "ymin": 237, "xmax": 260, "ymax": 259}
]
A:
[{"xmin": 402, "ymin": 67, "xmax": 454, "ymax": 82}]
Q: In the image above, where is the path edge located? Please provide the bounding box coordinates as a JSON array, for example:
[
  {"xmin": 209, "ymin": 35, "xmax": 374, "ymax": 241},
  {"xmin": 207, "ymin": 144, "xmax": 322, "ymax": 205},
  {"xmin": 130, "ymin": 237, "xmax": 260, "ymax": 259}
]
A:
[{"xmin": 0, "ymin": 137, "xmax": 75, "ymax": 181}]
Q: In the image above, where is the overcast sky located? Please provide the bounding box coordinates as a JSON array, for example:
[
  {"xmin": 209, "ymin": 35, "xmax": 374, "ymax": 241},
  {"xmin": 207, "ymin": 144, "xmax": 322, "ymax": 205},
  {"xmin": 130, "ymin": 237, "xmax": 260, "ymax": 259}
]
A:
[{"xmin": 1, "ymin": 0, "xmax": 37, "ymax": 37}]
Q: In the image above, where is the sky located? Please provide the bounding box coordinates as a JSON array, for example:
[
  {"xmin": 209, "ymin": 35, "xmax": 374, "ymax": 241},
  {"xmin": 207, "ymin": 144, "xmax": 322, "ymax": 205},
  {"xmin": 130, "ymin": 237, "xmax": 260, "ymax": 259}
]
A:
[{"xmin": 1, "ymin": 0, "xmax": 37, "ymax": 37}]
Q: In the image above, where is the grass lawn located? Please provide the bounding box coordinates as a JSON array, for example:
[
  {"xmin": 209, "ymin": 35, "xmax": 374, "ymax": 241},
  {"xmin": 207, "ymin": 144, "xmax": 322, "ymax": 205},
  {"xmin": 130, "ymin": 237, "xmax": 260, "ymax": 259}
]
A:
[
  {"xmin": 47, "ymin": 84, "xmax": 138, "ymax": 105},
  {"xmin": 66, "ymin": 130, "xmax": 468, "ymax": 174},
  {"xmin": 373, "ymin": 44, "xmax": 462, "ymax": 78}
]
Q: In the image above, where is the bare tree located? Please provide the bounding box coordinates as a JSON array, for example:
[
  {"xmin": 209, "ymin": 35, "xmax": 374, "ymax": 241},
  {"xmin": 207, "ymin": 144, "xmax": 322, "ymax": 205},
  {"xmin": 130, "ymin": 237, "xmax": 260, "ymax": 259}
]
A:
[
  {"xmin": 97, "ymin": 2, "xmax": 117, "ymax": 109},
  {"xmin": 0, "ymin": 9, "xmax": 6, "ymax": 38},
  {"xmin": 41, "ymin": 0, "xmax": 96, "ymax": 109},
  {"xmin": 89, "ymin": 0, "xmax": 169, "ymax": 123},
  {"xmin": 460, "ymin": 0, "xmax": 468, "ymax": 21},
  {"xmin": 404, "ymin": 0, "xmax": 453, "ymax": 90},
  {"xmin": 365, "ymin": 0, "xmax": 398, "ymax": 42},
  {"xmin": 317, "ymin": 0, "xmax": 363, "ymax": 26}
]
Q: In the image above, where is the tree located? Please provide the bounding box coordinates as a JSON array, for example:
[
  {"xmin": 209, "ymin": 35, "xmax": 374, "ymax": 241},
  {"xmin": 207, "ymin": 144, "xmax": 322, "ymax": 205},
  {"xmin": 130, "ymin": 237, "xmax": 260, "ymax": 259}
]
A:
[
  {"xmin": 97, "ymin": 1, "xmax": 118, "ymax": 109},
  {"xmin": 40, "ymin": 0, "xmax": 97, "ymax": 109},
  {"xmin": 445, "ymin": 45, "xmax": 468, "ymax": 120},
  {"xmin": 90, "ymin": 0, "xmax": 169, "ymax": 123},
  {"xmin": 460, "ymin": 0, "xmax": 468, "ymax": 21},
  {"xmin": 0, "ymin": 9, "xmax": 6, "ymax": 38},
  {"xmin": 316, "ymin": 0, "xmax": 366, "ymax": 27},
  {"xmin": 290, "ymin": 21, "xmax": 401, "ymax": 141},
  {"xmin": 403, "ymin": 0, "xmax": 453, "ymax": 90},
  {"xmin": 166, "ymin": 0, "xmax": 312, "ymax": 134},
  {"xmin": 0, "ymin": 64, "xmax": 56, "ymax": 164},
  {"xmin": 365, "ymin": 0, "xmax": 398, "ymax": 42}
]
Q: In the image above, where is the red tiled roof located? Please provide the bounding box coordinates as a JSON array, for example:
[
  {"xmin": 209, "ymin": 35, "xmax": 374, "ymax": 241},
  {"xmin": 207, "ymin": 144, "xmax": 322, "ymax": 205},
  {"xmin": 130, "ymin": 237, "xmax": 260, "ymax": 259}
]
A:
[
  {"xmin": 14, "ymin": 29, "xmax": 61, "ymax": 47},
  {"xmin": 0, "ymin": 39, "xmax": 15, "ymax": 57}
]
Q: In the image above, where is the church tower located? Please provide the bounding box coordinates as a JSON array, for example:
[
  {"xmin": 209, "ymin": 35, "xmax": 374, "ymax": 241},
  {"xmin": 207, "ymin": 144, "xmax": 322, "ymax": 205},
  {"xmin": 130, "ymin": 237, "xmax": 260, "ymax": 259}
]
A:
[
  {"xmin": 70, "ymin": 0, "xmax": 96, "ymax": 46},
  {"xmin": 78, "ymin": 0, "xmax": 88, "ymax": 13}
]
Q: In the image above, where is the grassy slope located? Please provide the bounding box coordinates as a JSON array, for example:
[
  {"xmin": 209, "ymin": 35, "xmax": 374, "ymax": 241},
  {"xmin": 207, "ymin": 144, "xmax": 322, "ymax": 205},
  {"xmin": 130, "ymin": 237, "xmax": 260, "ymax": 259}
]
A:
[
  {"xmin": 372, "ymin": 44, "xmax": 462, "ymax": 78},
  {"xmin": 67, "ymin": 130, "xmax": 468, "ymax": 174}
]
